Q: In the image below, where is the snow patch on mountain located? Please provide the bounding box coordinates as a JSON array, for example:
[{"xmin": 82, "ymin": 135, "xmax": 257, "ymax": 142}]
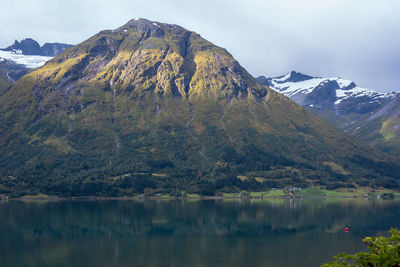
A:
[
  {"xmin": 266, "ymin": 71, "xmax": 397, "ymax": 106},
  {"xmin": 0, "ymin": 50, "xmax": 52, "ymax": 68}
]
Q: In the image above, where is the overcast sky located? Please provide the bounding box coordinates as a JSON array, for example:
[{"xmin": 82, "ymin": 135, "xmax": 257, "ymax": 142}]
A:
[{"xmin": 1, "ymin": 0, "xmax": 399, "ymax": 92}]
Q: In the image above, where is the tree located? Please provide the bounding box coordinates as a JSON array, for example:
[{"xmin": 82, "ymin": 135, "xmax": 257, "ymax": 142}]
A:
[
  {"xmin": 322, "ymin": 229, "xmax": 400, "ymax": 266},
  {"xmin": 199, "ymin": 182, "xmax": 215, "ymax": 196}
]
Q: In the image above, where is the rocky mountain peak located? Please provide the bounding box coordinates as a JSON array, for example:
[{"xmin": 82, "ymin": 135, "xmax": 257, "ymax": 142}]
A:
[
  {"xmin": 35, "ymin": 18, "xmax": 266, "ymax": 101},
  {"xmin": 286, "ymin": 71, "xmax": 313, "ymax": 83},
  {"xmin": 6, "ymin": 38, "xmax": 42, "ymax": 55},
  {"xmin": 2, "ymin": 38, "xmax": 73, "ymax": 57},
  {"xmin": 120, "ymin": 18, "xmax": 166, "ymax": 38},
  {"xmin": 343, "ymin": 81, "xmax": 356, "ymax": 90}
]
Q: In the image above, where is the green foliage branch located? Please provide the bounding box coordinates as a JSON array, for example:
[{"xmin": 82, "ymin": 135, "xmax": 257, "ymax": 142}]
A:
[{"xmin": 323, "ymin": 229, "xmax": 400, "ymax": 266}]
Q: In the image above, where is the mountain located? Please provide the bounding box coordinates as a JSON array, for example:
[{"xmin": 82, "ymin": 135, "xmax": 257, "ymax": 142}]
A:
[
  {"xmin": 257, "ymin": 71, "xmax": 398, "ymax": 129},
  {"xmin": 348, "ymin": 95, "xmax": 400, "ymax": 156},
  {"xmin": 4, "ymin": 38, "xmax": 41, "ymax": 55},
  {"xmin": 0, "ymin": 57, "xmax": 29, "ymax": 95},
  {"xmin": 2, "ymin": 38, "xmax": 73, "ymax": 57},
  {"xmin": 0, "ymin": 18, "xmax": 399, "ymax": 197},
  {"xmin": 0, "ymin": 49, "xmax": 52, "ymax": 69},
  {"xmin": 0, "ymin": 39, "xmax": 73, "ymax": 95},
  {"xmin": 0, "ymin": 49, "xmax": 51, "ymax": 95},
  {"xmin": 258, "ymin": 71, "xmax": 400, "ymax": 158},
  {"xmin": 40, "ymin": 42, "xmax": 74, "ymax": 57}
]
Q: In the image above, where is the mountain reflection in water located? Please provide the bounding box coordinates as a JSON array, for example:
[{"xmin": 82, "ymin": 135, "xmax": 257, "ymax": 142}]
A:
[{"xmin": 0, "ymin": 199, "xmax": 399, "ymax": 267}]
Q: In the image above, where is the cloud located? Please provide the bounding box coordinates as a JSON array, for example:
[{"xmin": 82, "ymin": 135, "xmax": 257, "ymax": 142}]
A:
[{"xmin": 1, "ymin": 0, "xmax": 399, "ymax": 91}]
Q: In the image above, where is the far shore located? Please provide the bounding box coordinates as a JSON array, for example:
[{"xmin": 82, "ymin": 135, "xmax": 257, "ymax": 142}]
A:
[
  {"xmin": 2, "ymin": 187, "xmax": 399, "ymax": 201},
  {"xmin": 2, "ymin": 194, "xmax": 399, "ymax": 202}
]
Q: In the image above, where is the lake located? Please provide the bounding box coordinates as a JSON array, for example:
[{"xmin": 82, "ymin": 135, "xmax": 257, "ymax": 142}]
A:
[{"xmin": 0, "ymin": 198, "xmax": 399, "ymax": 266}]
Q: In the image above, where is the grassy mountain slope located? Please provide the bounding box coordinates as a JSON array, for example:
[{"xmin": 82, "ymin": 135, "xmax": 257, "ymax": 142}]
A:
[
  {"xmin": 0, "ymin": 19, "xmax": 399, "ymax": 196},
  {"xmin": 349, "ymin": 95, "xmax": 400, "ymax": 157}
]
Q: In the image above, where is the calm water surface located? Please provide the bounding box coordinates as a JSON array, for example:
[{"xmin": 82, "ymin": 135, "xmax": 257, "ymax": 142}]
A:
[{"xmin": 0, "ymin": 198, "xmax": 399, "ymax": 267}]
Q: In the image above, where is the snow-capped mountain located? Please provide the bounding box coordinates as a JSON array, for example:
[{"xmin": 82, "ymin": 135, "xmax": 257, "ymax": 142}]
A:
[
  {"xmin": 0, "ymin": 39, "xmax": 74, "ymax": 93},
  {"xmin": 0, "ymin": 49, "xmax": 51, "ymax": 93},
  {"xmin": 257, "ymin": 71, "xmax": 399, "ymax": 128},
  {"xmin": 0, "ymin": 38, "xmax": 73, "ymax": 69}
]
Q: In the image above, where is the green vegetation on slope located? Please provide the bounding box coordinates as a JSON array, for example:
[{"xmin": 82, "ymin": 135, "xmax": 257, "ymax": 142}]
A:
[{"xmin": 0, "ymin": 19, "xmax": 399, "ymax": 197}]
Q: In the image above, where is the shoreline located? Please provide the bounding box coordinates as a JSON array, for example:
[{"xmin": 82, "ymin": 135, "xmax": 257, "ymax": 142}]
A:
[
  {"xmin": 2, "ymin": 186, "xmax": 399, "ymax": 202},
  {"xmin": 2, "ymin": 194, "xmax": 398, "ymax": 201}
]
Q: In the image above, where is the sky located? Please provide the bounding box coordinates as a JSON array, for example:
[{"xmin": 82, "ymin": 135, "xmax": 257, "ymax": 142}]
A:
[{"xmin": 1, "ymin": 0, "xmax": 399, "ymax": 92}]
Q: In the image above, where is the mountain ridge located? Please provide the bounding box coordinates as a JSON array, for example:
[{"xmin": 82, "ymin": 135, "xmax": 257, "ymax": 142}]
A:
[
  {"xmin": 2, "ymin": 38, "xmax": 73, "ymax": 57},
  {"xmin": 348, "ymin": 94, "xmax": 400, "ymax": 156},
  {"xmin": 0, "ymin": 19, "xmax": 399, "ymax": 197},
  {"xmin": 258, "ymin": 71, "xmax": 399, "ymax": 128},
  {"xmin": 0, "ymin": 38, "xmax": 74, "ymax": 95},
  {"xmin": 259, "ymin": 71, "xmax": 400, "ymax": 158}
]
